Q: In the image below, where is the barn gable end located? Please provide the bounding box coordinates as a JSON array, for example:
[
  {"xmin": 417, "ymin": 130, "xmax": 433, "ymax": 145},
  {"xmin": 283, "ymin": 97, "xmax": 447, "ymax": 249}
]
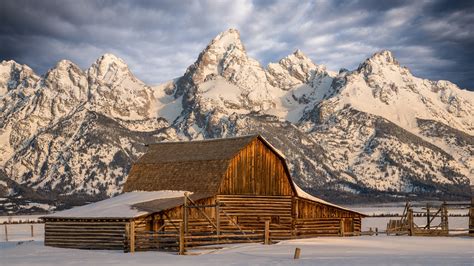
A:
[
  {"xmin": 123, "ymin": 135, "xmax": 257, "ymax": 194},
  {"xmin": 219, "ymin": 137, "xmax": 294, "ymax": 196},
  {"xmin": 123, "ymin": 135, "xmax": 295, "ymax": 196}
]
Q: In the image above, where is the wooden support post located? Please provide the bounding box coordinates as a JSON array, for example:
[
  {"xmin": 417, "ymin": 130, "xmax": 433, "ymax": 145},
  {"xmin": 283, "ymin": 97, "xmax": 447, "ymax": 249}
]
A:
[
  {"xmin": 179, "ymin": 221, "xmax": 185, "ymax": 255},
  {"xmin": 340, "ymin": 218, "xmax": 345, "ymax": 237},
  {"xmin": 129, "ymin": 221, "xmax": 135, "ymax": 253},
  {"xmin": 4, "ymin": 225, "xmax": 7, "ymax": 242},
  {"xmin": 264, "ymin": 220, "xmax": 270, "ymax": 245},
  {"xmin": 124, "ymin": 223, "xmax": 129, "ymax": 252},
  {"xmin": 216, "ymin": 200, "xmax": 220, "ymax": 236},
  {"xmin": 31, "ymin": 224, "xmax": 34, "ymax": 237},
  {"xmin": 426, "ymin": 204, "xmax": 431, "ymax": 230},
  {"xmin": 408, "ymin": 209, "xmax": 414, "ymax": 236},
  {"xmin": 442, "ymin": 203, "xmax": 449, "ymax": 232},
  {"xmin": 293, "ymin": 248, "xmax": 301, "ymax": 259},
  {"xmin": 183, "ymin": 192, "xmax": 188, "ymax": 234}
]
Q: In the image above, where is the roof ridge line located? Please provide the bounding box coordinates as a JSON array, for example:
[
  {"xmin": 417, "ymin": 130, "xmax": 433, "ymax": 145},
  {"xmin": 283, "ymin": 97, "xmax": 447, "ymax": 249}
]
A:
[{"xmin": 146, "ymin": 134, "xmax": 259, "ymax": 146}]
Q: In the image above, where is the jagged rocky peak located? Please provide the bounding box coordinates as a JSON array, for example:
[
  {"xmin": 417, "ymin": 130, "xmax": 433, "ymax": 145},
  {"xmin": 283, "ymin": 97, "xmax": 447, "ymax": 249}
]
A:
[
  {"xmin": 369, "ymin": 50, "xmax": 398, "ymax": 65},
  {"xmin": 88, "ymin": 53, "xmax": 136, "ymax": 84},
  {"xmin": 267, "ymin": 49, "xmax": 324, "ymax": 89},
  {"xmin": 0, "ymin": 60, "xmax": 39, "ymax": 95},
  {"xmin": 267, "ymin": 49, "xmax": 336, "ymax": 90},
  {"xmin": 187, "ymin": 28, "xmax": 252, "ymax": 84},
  {"xmin": 45, "ymin": 60, "xmax": 84, "ymax": 81},
  {"xmin": 357, "ymin": 50, "xmax": 408, "ymax": 76},
  {"xmin": 43, "ymin": 59, "xmax": 88, "ymax": 97},
  {"xmin": 209, "ymin": 28, "xmax": 245, "ymax": 52}
]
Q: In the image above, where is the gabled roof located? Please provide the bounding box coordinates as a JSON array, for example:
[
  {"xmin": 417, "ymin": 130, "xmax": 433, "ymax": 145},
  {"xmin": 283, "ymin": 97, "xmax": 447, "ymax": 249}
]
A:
[
  {"xmin": 138, "ymin": 135, "xmax": 257, "ymax": 163},
  {"xmin": 122, "ymin": 134, "xmax": 361, "ymax": 216},
  {"xmin": 123, "ymin": 135, "xmax": 261, "ymax": 194}
]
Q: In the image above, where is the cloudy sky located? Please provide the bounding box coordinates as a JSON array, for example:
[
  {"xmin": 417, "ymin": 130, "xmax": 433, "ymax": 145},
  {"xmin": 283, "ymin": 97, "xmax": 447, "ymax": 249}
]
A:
[{"xmin": 1, "ymin": 0, "xmax": 473, "ymax": 89}]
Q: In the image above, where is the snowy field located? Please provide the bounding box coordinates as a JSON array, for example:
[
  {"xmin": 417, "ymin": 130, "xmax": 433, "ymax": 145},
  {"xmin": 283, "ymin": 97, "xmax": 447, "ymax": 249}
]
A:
[
  {"xmin": 1, "ymin": 222, "xmax": 473, "ymax": 265},
  {"xmin": 0, "ymin": 236, "xmax": 472, "ymax": 265},
  {"xmin": 0, "ymin": 210, "xmax": 472, "ymax": 265}
]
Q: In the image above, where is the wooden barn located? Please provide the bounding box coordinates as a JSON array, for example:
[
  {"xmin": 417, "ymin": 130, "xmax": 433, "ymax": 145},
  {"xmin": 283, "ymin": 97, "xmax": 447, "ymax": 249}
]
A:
[{"xmin": 43, "ymin": 135, "xmax": 365, "ymax": 252}]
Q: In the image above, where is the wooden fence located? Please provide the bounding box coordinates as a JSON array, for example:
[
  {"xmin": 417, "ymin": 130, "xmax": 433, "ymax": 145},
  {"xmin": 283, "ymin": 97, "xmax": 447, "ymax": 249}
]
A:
[{"xmin": 125, "ymin": 221, "xmax": 267, "ymax": 254}]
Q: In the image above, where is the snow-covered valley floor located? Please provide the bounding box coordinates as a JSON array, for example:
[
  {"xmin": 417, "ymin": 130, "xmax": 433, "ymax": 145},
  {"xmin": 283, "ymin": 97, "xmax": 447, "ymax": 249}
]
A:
[{"xmin": 1, "ymin": 234, "xmax": 473, "ymax": 265}]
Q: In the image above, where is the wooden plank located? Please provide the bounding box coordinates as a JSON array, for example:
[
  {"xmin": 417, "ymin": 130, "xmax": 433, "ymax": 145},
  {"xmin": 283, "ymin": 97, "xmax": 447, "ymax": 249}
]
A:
[
  {"xmin": 129, "ymin": 221, "xmax": 135, "ymax": 253},
  {"xmin": 216, "ymin": 200, "xmax": 220, "ymax": 236},
  {"xmin": 179, "ymin": 222, "xmax": 185, "ymax": 255}
]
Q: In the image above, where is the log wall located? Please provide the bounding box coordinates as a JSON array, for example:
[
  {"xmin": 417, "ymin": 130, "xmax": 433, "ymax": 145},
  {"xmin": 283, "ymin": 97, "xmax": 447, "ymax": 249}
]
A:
[
  {"xmin": 44, "ymin": 219, "xmax": 128, "ymax": 250},
  {"xmin": 217, "ymin": 194, "xmax": 293, "ymax": 240}
]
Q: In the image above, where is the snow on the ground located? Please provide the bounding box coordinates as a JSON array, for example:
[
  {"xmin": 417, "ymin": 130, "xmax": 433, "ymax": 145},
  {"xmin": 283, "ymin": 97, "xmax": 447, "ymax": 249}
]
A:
[
  {"xmin": 0, "ymin": 236, "xmax": 472, "ymax": 266},
  {"xmin": 44, "ymin": 191, "xmax": 188, "ymax": 219}
]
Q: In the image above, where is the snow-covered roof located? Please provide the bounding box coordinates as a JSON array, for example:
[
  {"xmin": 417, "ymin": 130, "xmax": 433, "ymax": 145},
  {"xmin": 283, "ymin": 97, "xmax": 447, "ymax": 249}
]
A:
[
  {"xmin": 43, "ymin": 191, "xmax": 189, "ymax": 219},
  {"xmin": 293, "ymin": 182, "xmax": 365, "ymax": 215}
]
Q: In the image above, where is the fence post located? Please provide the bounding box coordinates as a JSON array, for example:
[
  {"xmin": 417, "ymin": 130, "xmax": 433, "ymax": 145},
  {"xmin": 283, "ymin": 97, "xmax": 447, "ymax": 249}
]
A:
[
  {"xmin": 31, "ymin": 224, "xmax": 34, "ymax": 237},
  {"xmin": 294, "ymin": 247, "xmax": 301, "ymax": 259},
  {"xmin": 179, "ymin": 221, "xmax": 185, "ymax": 255},
  {"xmin": 408, "ymin": 209, "xmax": 414, "ymax": 236},
  {"xmin": 441, "ymin": 203, "xmax": 449, "ymax": 232},
  {"xmin": 264, "ymin": 220, "xmax": 270, "ymax": 245},
  {"xmin": 4, "ymin": 224, "xmax": 7, "ymax": 242}
]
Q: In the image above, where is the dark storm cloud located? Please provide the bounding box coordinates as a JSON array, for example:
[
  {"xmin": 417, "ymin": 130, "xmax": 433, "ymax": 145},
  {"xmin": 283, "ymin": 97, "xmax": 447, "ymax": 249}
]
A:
[{"xmin": 1, "ymin": 0, "xmax": 473, "ymax": 90}]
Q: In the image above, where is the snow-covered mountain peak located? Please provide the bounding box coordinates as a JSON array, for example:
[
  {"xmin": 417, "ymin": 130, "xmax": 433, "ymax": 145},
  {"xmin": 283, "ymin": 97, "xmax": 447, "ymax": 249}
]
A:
[
  {"xmin": 357, "ymin": 50, "xmax": 404, "ymax": 75},
  {"xmin": 184, "ymin": 29, "xmax": 251, "ymax": 85},
  {"xmin": 266, "ymin": 49, "xmax": 335, "ymax": 93},
  {"xmin": 87, "ymin": 53, "xmax": 137, "ymax": 85},
  {"xmin": 209, "ymin": 28, "xmax": 244, "ymax": 52},
  {"xmin": 326, "ymin": 49, "xmax": 474, "ymax": 135},
  {"xmin": 46, "ymin": 59, "xmax": 83, "ymax": 78},
  {"xmin": 0, "ymin": 60, "xmax": 39, "ymax": 96},
  {"xmin": 369, "ymin": 50, "xmax": 398, "ymax": 65},
  {"xmin": 43, "ymin": 59, "xmax": 87, "ymax": 91}
]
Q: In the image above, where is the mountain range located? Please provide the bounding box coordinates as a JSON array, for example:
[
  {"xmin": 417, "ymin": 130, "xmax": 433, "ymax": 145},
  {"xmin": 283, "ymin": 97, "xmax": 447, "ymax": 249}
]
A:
[{"xmin": 0, "ymin": 29, "xmax": 472, "ymax": 214}]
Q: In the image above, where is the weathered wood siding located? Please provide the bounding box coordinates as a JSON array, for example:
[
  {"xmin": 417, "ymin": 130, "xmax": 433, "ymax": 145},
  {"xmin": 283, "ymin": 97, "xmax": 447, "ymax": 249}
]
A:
[
  {"xmin": 293, "ymin": 198, "xmax": 362, "ymax": 236},
  {"xmin": 44, "ymin": 219, "xmax": 128, "ymax": 250},
  {"xmin": 217, "ymin": 195, "xmax": 293, "ymax": 240},
  {"xmin": 219, "ymin": 138, "xmax": 293, "ymax": 196}
]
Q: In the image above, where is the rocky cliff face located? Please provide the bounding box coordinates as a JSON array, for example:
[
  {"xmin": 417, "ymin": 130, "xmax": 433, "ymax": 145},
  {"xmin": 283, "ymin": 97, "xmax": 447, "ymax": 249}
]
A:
[{"xmin": 0, "ymin": 29, "xmax": 472, "ymax": 214}]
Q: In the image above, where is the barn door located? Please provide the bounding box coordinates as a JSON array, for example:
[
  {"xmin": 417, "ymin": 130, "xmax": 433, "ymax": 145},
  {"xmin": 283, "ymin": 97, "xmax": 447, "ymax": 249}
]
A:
[{"xmin": 344, "ymin": 218, "xmax": 354, "ymax": 233}]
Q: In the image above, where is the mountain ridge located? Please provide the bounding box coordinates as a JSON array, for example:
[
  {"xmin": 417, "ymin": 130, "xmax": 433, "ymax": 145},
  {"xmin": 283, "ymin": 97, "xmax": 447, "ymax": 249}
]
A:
[{"xmin": 0, "ymin": 29, "xmax": 472, "ymax": 214}]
